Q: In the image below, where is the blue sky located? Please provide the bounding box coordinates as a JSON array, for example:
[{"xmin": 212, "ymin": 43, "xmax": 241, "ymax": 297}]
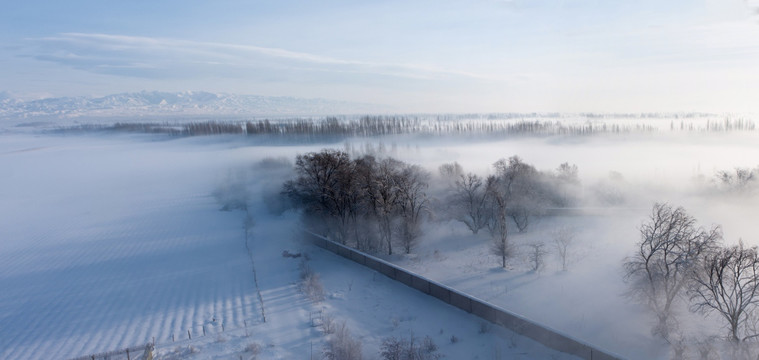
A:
[{"xmin": 2, "ymin": 0, "xmax": 759, "ymax": 112}]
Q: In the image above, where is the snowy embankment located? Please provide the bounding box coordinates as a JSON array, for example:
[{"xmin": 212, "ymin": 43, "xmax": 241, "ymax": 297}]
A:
[{"xmin": 0, "ymin": 133, "xmax": 574, "ymax": 359}]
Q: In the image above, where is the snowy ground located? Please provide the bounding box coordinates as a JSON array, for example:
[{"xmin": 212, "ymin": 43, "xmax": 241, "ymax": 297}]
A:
[
  {"xmin": 3, "ymin": 129, "xmax": 758, "ymax": 359},
  {"xmin": 386, "ymin": 214, "xmax": 658, "ymax": 359},
  {"xmin": 154, "ymin": 202, "xmax": 577, "ymax": 359},
  {"xmin": 0, "ymin": 133, "xmax": 575, "ymax": 359},
  {"xmin": 385, "ymin": 208, "xmax": 757, "ymax": 359},
  {"xmin": 0, "ymin": 134, "xmax": 261, "ymax": 359}
]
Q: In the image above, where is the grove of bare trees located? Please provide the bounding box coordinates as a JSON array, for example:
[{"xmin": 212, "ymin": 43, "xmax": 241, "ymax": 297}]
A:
[
  {"xmin": 284, "ymin": 150, "xmax": 430, "ymax": 254},
  {"xmin": 690, "ymin": 241, "xmax": 759, "ymax": 344},
  {"xmin": 440, "ymin": 157, "xmax": 579, "ymax": 267},
  {"xmin": 274, "ymin": 148, "xmax": 759, "ymax": 358},
  {"xmin": 624, "ymin": 203, "xmax": 759, "ymax": 357},
  {"xmin": 624, "ymin": 203, "xmax": 722, "ymax": 342},
  {"xmin": 714, "ymin": 166, "xmax": 759, "ymax": 195},
  {"xmin": 284, "ymin": 150, "xmax": 581, "ymax": 268}
]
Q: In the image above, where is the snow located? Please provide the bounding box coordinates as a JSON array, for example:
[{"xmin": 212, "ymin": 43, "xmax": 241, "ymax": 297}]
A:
[
  {"xmin": 152, "ymin": 202, "xmax": 576, "ymax": 359},
  {"xmin": 0, "ymin": 91, "xmax": 388, "ymax": 121},
  {"xmin": 0, "ymin": 134, "xmax": 261, "ymax": 359},
  {"xmin": 388, "ymin": 214, "xmax": 661, "ymax": 359},
  {"xmin": 0, "ymin": 133, "xmax": 575, "ymax": 360},
  {"xmin": 3, "ymin": 126, "xmax": 758, "ymax": 359}
]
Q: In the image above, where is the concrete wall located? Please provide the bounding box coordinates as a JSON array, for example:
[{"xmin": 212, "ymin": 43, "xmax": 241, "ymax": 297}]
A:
[{"xmin": 307, "ymin": 231, "xmax": 623, "ymax": 360}]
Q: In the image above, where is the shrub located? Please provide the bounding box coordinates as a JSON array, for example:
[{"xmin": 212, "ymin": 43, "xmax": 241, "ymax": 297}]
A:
[
  {"xmin": 380, "ymin": 334, "xmax": 442, "ymax": 360},
  {"xmin": 324, "ymin": 321, "xmax": 362, "ymax": 360}
]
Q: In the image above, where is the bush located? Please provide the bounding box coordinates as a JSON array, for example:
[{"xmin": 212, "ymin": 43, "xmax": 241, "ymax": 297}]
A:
[
  {"xmin": 299, "ymin": 260, "xmax": 325, "ymax": 302},
  {"xmin": 380, "ymin": 335, "xmax": 442, "ymax": 360},
  {"xmin": 244, "ymin": 342, "xmax": 261, "ymax": 359},
  {"xmin": 321, "ymin": 312, "xmax": 336, "ymax": 335},
  {"xmin": 324, "ymin": 321, "xmax": 362, "ymax": 360}
]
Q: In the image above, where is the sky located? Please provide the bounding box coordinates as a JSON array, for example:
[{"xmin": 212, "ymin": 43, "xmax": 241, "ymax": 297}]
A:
[{"xmin": 2, "ymin": 0, "xmax": 759, "ymax": 113}]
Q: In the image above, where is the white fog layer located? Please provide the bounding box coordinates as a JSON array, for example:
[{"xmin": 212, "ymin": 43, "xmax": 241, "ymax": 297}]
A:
[{"xmin": 2, "ymin": 122, "xmax": 759, "ymax": 359}]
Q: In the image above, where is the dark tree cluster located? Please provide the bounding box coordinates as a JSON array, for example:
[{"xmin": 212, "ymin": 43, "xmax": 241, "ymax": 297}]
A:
[
  {"xmin": 282, "ymin": 151, "xmax": 581, "ymax": 267},
  {"xmin": 247, "ymin": 116, "xmax": 422, "ymax": 137},
  {"xmin": 186, "ymin": 121, "xmax": 245, "ymax": 135},
  {"xmin": 283, "ymin": 149, "xmax": 430, "ymax": 255}
]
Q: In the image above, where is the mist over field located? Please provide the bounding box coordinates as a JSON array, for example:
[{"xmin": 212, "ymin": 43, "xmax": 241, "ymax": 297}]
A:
[
  {"xmin": 2, "ymin": 117, "xmax": 759, "ymax": 359},
  {"xmin": 4, "ymin": 1, "xmax": 759, "ymax": 358}
]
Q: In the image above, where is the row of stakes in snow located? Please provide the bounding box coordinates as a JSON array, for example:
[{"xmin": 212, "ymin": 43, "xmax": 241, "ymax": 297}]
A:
[
  {"xmin": 168, "ymin": 319, "xmax": 244, "ymax": 342},
  {"xmin": 80, "ymin": 318, "xmax": 250, "ymax": 360}
]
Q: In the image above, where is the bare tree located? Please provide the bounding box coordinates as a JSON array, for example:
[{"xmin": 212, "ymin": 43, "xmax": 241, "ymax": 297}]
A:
[
  {"xmin": 553, "ymin": 162, "xmax": 581, "ymax": 207},
  {"xmin": 487, "ymin": 175, "xmax": 512, "ymax": 268},
  {"xmin": 438, "ymin": 161, "xmax": 463, "ymax": 189},
  {"xmin": 623, "ymin": 203, "xmax": 722, "ymax": 342},
  {"xmin": 372, "ymin": 158, "xmax": 404, "ymax": 255},
  {"xmin": 450, "ymin": 172, "xmax": 489, "ymax": 234},
  {"xmin": 526, "ymin": 242, "xmax": 548, "ymax": 272},
  {"xmin": 690, "ymin": 241, "xmax": 759, "ymax": 344},
  {"xmin": 715, "ymin": 167, "xmax": 758, "ymax": 194},
  {"xmin": 283, "ymin": 150, "xmax": 357, "ymax": 243},
  {"xmin": 492, "ymin": 156, "xmax": 543, "ymax": 232},
  {"xmin": 552, "ymin": 227, "xmax": 578, "ymax": 271},
  {"xmin": 324, "ymin": 321, "xmax": 363, "ymax": 360},
  {"xmin": 556, "ymin": 162, "xmax": 579, "ymax": 184},
  {"xmin": 352, "ymin": 155, "xmax": 380, "ymax": 252},
  {"xmin": 394, "ymin": 164, "xmax": 430, "ymax": 254},
  {"xmin": 491, "ymin": 235, "xmax": 513, "ymax": 269}
]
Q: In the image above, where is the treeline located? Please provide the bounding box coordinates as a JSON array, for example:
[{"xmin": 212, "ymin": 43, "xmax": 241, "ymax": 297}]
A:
[
  {"xmin": 672, "ymin": 117, "xmax": 756, "ymax": 132},
  {"xmin": 56, "ymin": 114, "xmax": 757, "ymax": 138},
  {"xmin": 131, "ymin": 117, "xmax": 659, "ymax": 137},
  {"xmin": 281, "ymin": 149, "xmax": 579, "ymax": 261}
]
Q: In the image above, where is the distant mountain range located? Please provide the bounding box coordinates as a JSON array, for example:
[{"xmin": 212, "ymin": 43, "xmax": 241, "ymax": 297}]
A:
[{"xmin": 0, "ymin": 91, "xmax": 389, "ymax": 121}]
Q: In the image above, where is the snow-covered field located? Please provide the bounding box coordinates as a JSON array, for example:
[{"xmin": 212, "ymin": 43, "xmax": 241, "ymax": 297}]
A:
[
  {"xmin": 0, "ymin": 132, "xmax": 578, "ymax": 359},
  {"xmin": 0, "ymin": 134, "xmax": 263, "ymax": 359},
  {"xmin": 151, "ymin": 200, "xmax": 575, "ymax": 359},
  {"xmin": 388, "ymin": 213, "xmax": 656, "ymax": 358},
  {"xmin": 3, "ymin": 126, "xmax": 759, "ymax": 359}
]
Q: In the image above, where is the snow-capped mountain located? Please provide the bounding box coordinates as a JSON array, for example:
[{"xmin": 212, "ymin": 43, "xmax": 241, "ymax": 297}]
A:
[{"xmin": 0, "ymin": 91, "xmax": 388, "ymax": 120}]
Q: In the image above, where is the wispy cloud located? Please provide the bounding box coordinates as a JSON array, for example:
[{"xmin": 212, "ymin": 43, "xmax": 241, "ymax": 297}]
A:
[{"xmin": 26, "ymin": 33, "xmax": 487, "ymax": 82}]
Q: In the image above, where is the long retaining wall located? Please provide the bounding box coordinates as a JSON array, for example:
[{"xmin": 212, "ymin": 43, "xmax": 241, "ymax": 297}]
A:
[{"xmin": 308, "ymin": 232, "xmax": 623, "ymax": 360}]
